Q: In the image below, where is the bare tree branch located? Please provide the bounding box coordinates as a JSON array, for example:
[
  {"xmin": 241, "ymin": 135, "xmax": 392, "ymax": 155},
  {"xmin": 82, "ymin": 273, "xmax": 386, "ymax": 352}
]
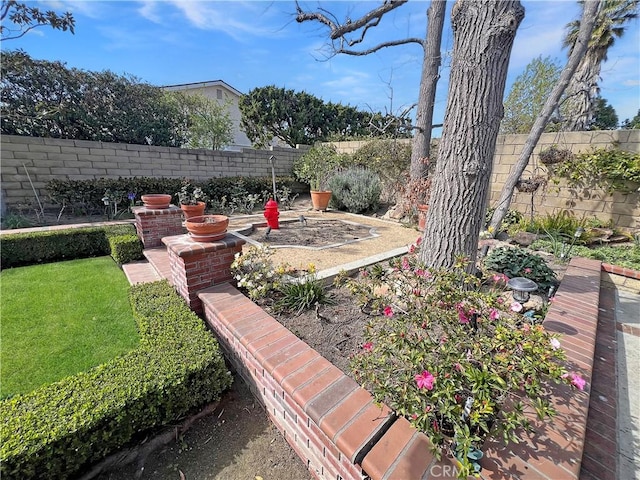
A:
[{"xmin": 336, "ymin": 37, "xmax": 424, "ymax": 56}]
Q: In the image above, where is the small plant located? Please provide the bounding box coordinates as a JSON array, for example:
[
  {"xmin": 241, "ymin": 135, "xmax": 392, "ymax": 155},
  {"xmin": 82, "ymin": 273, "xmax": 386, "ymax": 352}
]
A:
[
  {"xmin": 1, "ymin": 212, "xmax": 31, "ymax": 229},
  {"xmin": 274, "ymin": 264, "xmax": 333, "ymax": 315},
  {"xmin": 539, "ymin": 145, "xmax": 574, "ymax": 165},
  {"xmin": 346, "ymin": 240, "xmax": 583, "ymax": 478},
  {"xmin": 484, "ymin": 207, "xmax": 523, "ymax": 234},
  {"xmin": 327, "ymin": 167, "xmax": 382, "ymax": 213},
  {"xmin": 176, "ymin": 181, "xmax": 208, "ymax": 205},
  {"xmin": 483, "ymin": 246, "xmax": 557, "ymax": 292}
]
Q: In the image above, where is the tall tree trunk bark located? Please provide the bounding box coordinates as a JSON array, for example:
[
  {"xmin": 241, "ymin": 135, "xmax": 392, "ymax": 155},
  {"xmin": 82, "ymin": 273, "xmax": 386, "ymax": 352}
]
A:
[
  {"xmin": 489, "ymin": 0, "xmax": 599, "ymax": 234},
  {"xmin": 410, "ymin": 0, "xmax": 447, "ymax": 180},
  {"xmin": 420, "ymin": 0, "xmax": 524, "ymax": 269},
  {"xmin": 562, "ymin": 52, "xmax": 602, "ymax": 131}
]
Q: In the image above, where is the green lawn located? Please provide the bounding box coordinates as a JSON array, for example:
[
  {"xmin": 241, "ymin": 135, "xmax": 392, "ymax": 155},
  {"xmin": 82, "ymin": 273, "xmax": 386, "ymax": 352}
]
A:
[{"xmin": 1, "ymin": 256, "xmax": 139, "ymax": 398}]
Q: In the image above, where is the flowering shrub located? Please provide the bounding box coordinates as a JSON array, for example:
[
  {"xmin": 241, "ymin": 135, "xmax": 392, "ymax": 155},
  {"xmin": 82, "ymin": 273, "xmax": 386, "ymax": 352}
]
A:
[
  {"xmin": 230, "ymin": 247, "xmax": 329, "ymax": 314},
  {"xmin": 230, "ymin": 246, "xmax": 280, "ymax": 300},
  {"xmin": 345, "ymin": 239, "xmax": 583, "ymax": 477}
]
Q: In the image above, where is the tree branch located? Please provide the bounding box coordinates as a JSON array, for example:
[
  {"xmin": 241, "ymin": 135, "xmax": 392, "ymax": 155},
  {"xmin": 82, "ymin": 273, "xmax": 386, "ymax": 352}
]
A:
[
  {"xmin": 296, "ymin": 0, "xmax": 423, "ymax": 55},
  {"xmin": 336, "ymin": 37, "xmax": 424, "ymax": 55}
]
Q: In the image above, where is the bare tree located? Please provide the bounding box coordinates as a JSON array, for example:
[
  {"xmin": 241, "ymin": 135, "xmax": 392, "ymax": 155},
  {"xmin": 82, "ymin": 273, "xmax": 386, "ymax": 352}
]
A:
[
  {"xmin": 488, "ymin": 0, "xmax": 599, "ymax": 234},
  {"xmin": 420, "ymin": 0, "xmax": 524, "ymax": 269},
  {"xmin": 295, "ymin": 0, "xmax": 446, "ymax": 180}
]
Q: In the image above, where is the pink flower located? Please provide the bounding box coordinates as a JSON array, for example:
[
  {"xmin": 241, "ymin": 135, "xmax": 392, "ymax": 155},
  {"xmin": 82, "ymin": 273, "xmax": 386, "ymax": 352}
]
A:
[
  {"xmin": 492, "ymin": 273, "xmax": 509, "ymax": 284},
  {"xmin": 409, "ymin": 244, "xmax": 416, "ymax": 254},
  {"xmin": 402, "ymin": 257, "xmax": 410, "ymax": 270},
  {"xmin": 550, "ymin": 338, "xmax": 561, "ymax": 350},
  {"xmin": 563, "ymin": 372, "xmax": 586, "ymax": 391},
  {"xmin": 456, "ymin": 303, "xmax": 472, "ymax": 324},
  {"xmin": 510, "ymin": 301, "xmax": 523, "ymax": 312},
  {"xmin": 489, "ymin": 308, "xmax": 500, "ymax": 320},
  {"xmin": 363, "ymin": 342, "xmax": 373, "ymax": 352},
  {"xmin": 524, "ymin": 267, "xmax": 532, "ymax": 274},
  {"xmin": 383, "ymin": 306, "xmax": 394, "ymax": 317},
  {"xmin": 454, "ymin": 362, "xmax": 462, "ymax": 372},
  {"xmin": 416, "ymin": 236, "xmax": 423, "ymax": 245},
  {"xmin": 415, "ymin": 370, "xmax": 435, "ymax": 390}
]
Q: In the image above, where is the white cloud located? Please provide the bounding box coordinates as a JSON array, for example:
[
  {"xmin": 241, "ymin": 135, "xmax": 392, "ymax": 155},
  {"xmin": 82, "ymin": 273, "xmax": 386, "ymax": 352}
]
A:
[
  {"xmin": 163, "ymin": 1, "xmax": 277, "ymax": 41},
  {"xmin": 137, "ymin": 1, "xmax": 162, "ymax": 24}
]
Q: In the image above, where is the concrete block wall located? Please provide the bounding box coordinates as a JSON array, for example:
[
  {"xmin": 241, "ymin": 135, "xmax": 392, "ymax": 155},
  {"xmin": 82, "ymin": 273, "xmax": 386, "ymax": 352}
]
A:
[
  {"xmin": 0, "ymin": 135, "xmax": 305, "ymax": 208},
  {"xmin": 331, "ymin": 130, "xmax": 640, "ymax": 228},
  {"xmin": 490, "ymin": 129, "xmax": 640, "ymax": 228}
]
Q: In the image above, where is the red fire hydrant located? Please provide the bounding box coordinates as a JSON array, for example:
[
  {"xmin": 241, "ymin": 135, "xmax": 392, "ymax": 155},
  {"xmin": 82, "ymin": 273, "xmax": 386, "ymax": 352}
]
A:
[{"xmin": 264, "ymin": 198, "xmax": 280, "ymax": 229}]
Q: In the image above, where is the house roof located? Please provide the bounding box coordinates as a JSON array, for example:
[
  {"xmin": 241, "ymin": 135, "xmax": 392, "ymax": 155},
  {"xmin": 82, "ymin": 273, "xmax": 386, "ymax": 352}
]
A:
[{"xmin": 162, "ymin": 80, "xmax": 243, "ymax": 97}]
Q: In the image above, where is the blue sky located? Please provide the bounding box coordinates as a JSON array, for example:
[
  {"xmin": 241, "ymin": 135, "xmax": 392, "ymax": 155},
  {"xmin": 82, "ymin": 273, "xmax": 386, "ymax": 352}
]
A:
[{"xmin": 4, "ymin": 1, "xmax": 640, "ymax": 133}]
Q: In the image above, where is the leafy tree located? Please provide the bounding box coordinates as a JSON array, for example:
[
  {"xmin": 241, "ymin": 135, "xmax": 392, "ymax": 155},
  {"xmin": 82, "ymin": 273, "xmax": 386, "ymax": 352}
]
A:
[
  {"xmin": 239, "ymin": 85, "xmax": 407, "ymax": 148},
  {"xmin": 0, "ymin": 0, "xmax": 74, "ymax": 41},
  {"xmin": 0, "ymin": 50, "xmax": 187, "ymax": 146},
  {"xmin": 562, "ymin": 0, "xmax": 639, "ymax": 131},
  {"xmin": 169, "ymin": 92, "xmax": 234, "ymax": 150},
  {"xmin": 621, "ymin": 109, "xmax": 640, "ymax": 129},
  {"xmin": 501, "ymin": 56, "xmax": 562, "ymax": 134},
  {"xmin": 590, "ymin": 96, "xmax": 619, "ymax": 129}
]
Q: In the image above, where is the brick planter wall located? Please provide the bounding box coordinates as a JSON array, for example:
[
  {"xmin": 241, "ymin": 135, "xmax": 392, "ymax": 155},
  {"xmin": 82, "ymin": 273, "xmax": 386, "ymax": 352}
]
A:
[
  {"xmin": 163, "ymin": 233, "xmax": 245, "ymax": 314},
  {"xmin": 133, "ymin": 205, "xmax": 184, "ymax": 248},
  {"xmin": 199, "ymin": 257, "xmax": 605, "ymax": 479}
]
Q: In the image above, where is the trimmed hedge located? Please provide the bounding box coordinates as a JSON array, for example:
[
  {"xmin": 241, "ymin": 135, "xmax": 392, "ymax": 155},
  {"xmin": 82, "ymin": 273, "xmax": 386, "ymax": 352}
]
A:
[
  {"xmin": 0, "ymin": 280, "xmax": 233, "ymax": 479},
  {"xmin": 0, "ymin": 224, "xmax": 142, "ymax": 269},
  {"xmin": 108, "ymin": 234, "xmax": 144, "ymax": 265}
]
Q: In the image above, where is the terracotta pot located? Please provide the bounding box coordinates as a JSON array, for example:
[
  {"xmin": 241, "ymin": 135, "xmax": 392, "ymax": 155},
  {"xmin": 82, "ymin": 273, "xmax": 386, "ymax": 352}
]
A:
[
  {"xmin": 417, "ymin": 204, "xmax": 429, "ymax": 231},
  {"xmin": 310, "ymin": 190, "xmax": 332, "ymax": 211},
  {"xmin": 185, "ymin": 214, "xmax": 229, "ymax": 242},
  {"xmin": 181, "ymin": 201, "xmax": 206, "ymax": 220},
  {"xmin": 141, "ymin": 194, "xmax": 172, "ymax": 209}
]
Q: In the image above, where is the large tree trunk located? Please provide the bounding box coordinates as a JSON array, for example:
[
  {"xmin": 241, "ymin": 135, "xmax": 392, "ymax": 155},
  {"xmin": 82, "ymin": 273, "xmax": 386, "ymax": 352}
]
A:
[
  {"xmin": 562, "ymin": 51, "xmax": 602, "ymax": 131},
  {"xmin": 488, "ymin": 0, "xmax": 599, "ymax": 234},
  {"xmin": 420, "ymin": 0, "xmax": 524, "ymax": 269},
  {"xmin": 410, "ymin": 0, "xmax": 447, "ymax": 179}
]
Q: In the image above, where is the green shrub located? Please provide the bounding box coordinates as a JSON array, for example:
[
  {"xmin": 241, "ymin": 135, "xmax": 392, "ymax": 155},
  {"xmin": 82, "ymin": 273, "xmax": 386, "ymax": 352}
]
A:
[
  {"xmin": 327, "ymin": 167, "xmax": 382, "ymax": 213},
  {"xmin": 108, "ymin": 234, "xmax": 144, "ymax": 265},
  {"xmin": 293, "ymin": 144, "xmax": 346, "ymax": 191},
  {"xmin": 0, "ymin": 224, "xmax": 139, "ymax": 269},
  {"xmin": 484, "ymin": 207, "xmax": 523, "ymax": 233},
  {"xmin": 0, "ymin": 280, "xmax": 232, "ymax": 480},
  {"xmin": 551, "ymin": 146, "xmax": 640, "ymax": 194},
  {"xmin": 45, "ymin": 176, "xmax": 298, "ymax": 216},
  {"xmin": 483, "ymin": 246, "xmax": 557, "ymax": 291}
]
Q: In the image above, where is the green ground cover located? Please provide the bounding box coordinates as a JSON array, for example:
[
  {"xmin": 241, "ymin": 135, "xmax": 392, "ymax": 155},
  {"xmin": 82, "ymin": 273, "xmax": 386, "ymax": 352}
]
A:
[{"xmin": 1, "ymin": 256, "xmax": 139, "ymax": 398}]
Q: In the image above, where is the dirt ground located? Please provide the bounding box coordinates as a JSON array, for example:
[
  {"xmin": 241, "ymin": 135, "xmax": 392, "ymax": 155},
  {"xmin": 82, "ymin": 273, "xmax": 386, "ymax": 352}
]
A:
[{"xmin": 92, "ymin": 377, "xmax": 311, "ymax": 480}]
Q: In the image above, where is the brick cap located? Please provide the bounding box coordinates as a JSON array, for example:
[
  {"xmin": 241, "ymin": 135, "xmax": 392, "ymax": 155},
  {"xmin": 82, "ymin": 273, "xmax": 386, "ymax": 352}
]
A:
[
  {"xmin": 132, "ymin": 205, "xmax": 181, "ymax": 215},
  {"xmin": 163, "ymin": 233, "xmax": 246, "ymax": 256}
]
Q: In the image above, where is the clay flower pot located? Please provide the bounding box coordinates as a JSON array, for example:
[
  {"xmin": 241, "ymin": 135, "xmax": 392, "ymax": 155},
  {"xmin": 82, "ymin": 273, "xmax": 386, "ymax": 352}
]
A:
[
  {"xmin": 310, "ymin": 191, "xmax": 332, "ymax": 211},
  {"xmin": 181, "ymin": 201, "xmax": 206, "ymax": 220},
  {"xmin": 141, "ymin": 194, "xmax": 172, "ymax": 209},
  {"xmin": 185, "ymin": 214, "xmax": 229, "ymax": 242}
]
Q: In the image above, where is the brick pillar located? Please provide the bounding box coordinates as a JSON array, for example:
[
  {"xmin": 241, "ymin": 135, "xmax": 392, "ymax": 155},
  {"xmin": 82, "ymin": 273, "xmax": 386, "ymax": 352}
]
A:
[
  {"xmin": 133, "ymin": 205, "xmax": 184, "ymax": 248},
  {"xmin": 162, "ymin": 233, "xmax": 245, "ymax": 315}
]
